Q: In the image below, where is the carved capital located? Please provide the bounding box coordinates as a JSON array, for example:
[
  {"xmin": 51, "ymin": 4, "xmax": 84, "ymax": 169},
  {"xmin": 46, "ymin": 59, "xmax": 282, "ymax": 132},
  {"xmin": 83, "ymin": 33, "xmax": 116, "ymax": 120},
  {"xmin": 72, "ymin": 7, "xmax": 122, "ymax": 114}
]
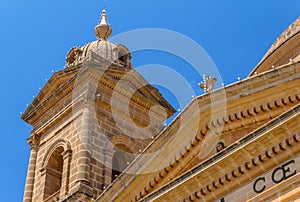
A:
[
  {"xmin": 62, "ymin": 149, "xmax": 72, "ymax": 160},
  {"xmin": 27, "ymin": 134, "xmax": 40, "ymax": 150}
]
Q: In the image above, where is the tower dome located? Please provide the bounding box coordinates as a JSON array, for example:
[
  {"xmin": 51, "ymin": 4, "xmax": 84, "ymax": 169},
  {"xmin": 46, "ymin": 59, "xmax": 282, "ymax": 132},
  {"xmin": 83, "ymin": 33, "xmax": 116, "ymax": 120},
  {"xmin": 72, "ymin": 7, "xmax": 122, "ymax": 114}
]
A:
[
  {"xmin": 80, "ymin": 40, "xmax": 119, "ymax": 62},
  {"xmin": 65, "ymin": 9, "xmax": 132, "ymax": 68},
  {"xmin": 249, "ymin": 17, "xmax": 300, "ymax": 76}
]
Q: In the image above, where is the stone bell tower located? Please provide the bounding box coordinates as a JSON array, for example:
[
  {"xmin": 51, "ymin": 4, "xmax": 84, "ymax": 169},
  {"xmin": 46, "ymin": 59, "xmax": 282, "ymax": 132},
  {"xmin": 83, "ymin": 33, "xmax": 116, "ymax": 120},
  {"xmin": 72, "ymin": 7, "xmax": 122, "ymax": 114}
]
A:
[{"xmin": 22, "ymin": 9, "xmax": 175, "ymax": 202}]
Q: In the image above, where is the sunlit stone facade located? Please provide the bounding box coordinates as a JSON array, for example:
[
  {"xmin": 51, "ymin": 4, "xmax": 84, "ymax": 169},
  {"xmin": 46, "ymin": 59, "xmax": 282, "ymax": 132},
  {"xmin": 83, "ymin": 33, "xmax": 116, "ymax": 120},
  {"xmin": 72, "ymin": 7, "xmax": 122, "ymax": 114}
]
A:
[{"xmin": 22, "ymin": 10, "xmax": 300, "ymax": 202}]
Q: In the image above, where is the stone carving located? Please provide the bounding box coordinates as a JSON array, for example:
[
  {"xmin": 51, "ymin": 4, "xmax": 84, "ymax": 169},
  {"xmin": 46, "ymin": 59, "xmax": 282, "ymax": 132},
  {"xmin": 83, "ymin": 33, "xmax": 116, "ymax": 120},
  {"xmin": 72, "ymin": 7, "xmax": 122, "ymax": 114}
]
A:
[
  {"xmin": 200, "ymin": 74, "xmax": 217, "ymax": 92},
  {"xmin": 66, "ymin": 46, "xmax": 82, "ymax": 67}
]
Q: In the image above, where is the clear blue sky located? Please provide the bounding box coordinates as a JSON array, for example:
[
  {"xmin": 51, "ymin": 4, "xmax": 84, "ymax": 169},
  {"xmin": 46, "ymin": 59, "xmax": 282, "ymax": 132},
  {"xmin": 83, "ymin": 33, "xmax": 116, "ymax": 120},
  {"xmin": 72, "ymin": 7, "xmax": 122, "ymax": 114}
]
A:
[{"xmin": 0, "ymin": 1, "xmax": 299, "ymax": 201}]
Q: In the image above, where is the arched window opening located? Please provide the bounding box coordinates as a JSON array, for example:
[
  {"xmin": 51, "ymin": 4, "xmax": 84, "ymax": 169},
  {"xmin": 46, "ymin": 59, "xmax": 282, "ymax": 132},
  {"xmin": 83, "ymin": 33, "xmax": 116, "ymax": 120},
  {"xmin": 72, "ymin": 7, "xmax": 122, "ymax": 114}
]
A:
[
  {"xmin": 111, "ymin": 144, "xmax": 134, "ymax": 182},
  {"xmin": 43, "ymin": 146, "xmax": 64, "ymax": 200}
]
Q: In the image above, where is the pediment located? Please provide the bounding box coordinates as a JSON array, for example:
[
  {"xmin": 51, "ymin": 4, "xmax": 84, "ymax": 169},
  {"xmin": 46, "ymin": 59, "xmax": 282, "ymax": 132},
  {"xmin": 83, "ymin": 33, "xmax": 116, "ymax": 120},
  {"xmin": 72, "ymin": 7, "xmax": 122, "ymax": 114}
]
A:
[{"xmin": 22, "ymin": 68, "xmax": 79, "ymax": 122}]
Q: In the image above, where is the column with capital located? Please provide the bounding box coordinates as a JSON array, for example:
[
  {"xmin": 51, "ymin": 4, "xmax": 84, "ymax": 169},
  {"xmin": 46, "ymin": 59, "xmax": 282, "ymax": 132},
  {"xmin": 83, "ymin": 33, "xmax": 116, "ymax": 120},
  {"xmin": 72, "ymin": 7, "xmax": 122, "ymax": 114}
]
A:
[{"xmin": 23, "ymin": 135, "xmax": 39, "ymax": 202}]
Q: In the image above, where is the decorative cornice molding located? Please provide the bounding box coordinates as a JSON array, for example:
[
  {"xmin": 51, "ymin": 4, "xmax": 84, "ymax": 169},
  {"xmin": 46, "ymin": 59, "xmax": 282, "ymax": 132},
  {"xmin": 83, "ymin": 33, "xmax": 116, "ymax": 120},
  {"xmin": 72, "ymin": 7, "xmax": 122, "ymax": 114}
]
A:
[
  {"xmin": 137, "ymin": 103, "xmax": 300, "ymax": 202},
  {"xmin": 184, "ymin": 133, "xmax": 300, "ymax": 201},
  {"xmin": 132, "ymin": 93, "xmax": 300, "ymax": 201},
  {"xmin": 22, "ymin": 68, "xmax": 79, "ymax": 121}
]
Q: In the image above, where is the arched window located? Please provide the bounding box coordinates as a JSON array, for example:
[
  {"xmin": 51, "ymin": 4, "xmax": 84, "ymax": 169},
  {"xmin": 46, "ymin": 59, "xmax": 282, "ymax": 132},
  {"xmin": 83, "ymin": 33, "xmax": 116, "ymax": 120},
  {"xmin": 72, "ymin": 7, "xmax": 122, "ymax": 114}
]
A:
[
  {"xmin": 41, "ymin": 139, "xmax": 72, "ymax": 201},
  {"xmin": 111, "ymin": 150, "xmax": 124, "ymax": 182},
  {"xmin": 43, "ymin": 146, "xmax": 64, "ymax": 200},
  {"xmin": 111, "ymin": 144, "xmax": 134, "ymax": 182}
]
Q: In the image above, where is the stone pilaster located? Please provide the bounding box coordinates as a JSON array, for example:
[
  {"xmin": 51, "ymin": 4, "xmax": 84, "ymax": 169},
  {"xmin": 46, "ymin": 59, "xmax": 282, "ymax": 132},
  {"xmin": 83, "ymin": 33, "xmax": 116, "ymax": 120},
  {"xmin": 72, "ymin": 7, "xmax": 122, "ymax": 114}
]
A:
[
  {"xmin": 76, "ymin": 105, "xmax": 92, "ymax": 185},
  {"xmin": 23, "ymin": 135, "xmax": 39, "ymax": 202}
]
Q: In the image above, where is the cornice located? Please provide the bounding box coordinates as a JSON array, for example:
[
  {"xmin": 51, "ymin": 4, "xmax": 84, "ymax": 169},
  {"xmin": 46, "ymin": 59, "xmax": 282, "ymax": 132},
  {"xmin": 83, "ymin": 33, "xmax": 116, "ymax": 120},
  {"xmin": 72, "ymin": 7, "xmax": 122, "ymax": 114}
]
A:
[
  {"xmin": 28, "ymin": 84, "xmax": 75, "ymax": 129},
  {"xmin": 22, "ymin": 68, "xmax": 79, "ymax": 121},
  {"xmin": 67, "ymin": 58, "xmax": 175, "ymax": 117},
  {"xmin": 132, "ymin": 84, "xmax": 300, "ymax": 201},
  {"xmin": 78, "ymin": 66, "xmax": 174, "ymax": 118},
  {"xmin": 132, "ymin": 94, "xmax": 300, "ymax": 201},
  {"xmin": 139, "ymin": 103, "xmax": 300, "ymax": 202},
  {"xmin": 105, "ymin": 69, "xmax": 175, "ymax": 115},
  {"xmin": 102, "ymin": 68, "xmax": 175, "ymax": 117},
  {"xmin": 31, "ymin": 97, "xmax": 78, "ymax": 136},
  {"xmin": 248, "ymin": 170, "xmax": 300, "ymax": 201},
  {"xmin": 22, "ymin": 72, "xmax": 78, "ymax": 125},
  {"xmin": 183, "ymin": 134, "xmax": 300, "ymax": 202}
]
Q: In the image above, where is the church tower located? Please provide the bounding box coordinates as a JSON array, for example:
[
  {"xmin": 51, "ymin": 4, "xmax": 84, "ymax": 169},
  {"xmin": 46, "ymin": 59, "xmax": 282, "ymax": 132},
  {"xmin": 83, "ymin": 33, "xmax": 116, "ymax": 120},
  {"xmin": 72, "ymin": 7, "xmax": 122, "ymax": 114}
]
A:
[{"xmin": 22, "ymin": 10, "xmax": 175, "ymax": 202}]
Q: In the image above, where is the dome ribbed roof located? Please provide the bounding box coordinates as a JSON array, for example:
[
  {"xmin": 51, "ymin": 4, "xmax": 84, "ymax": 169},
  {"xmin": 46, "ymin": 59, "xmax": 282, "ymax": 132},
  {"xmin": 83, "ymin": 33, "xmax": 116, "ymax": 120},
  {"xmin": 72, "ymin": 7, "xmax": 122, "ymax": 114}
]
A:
[
  {"xmin": 80, "ymin": 40, "xmax": 118, "ymax": 62},
  {"xmin": 249, "ymin": 17, "xmax": 300, "ymax": 76},
  {"xmin": 65, "ymin": 9, "xmax": 132, "ymax": 69}
]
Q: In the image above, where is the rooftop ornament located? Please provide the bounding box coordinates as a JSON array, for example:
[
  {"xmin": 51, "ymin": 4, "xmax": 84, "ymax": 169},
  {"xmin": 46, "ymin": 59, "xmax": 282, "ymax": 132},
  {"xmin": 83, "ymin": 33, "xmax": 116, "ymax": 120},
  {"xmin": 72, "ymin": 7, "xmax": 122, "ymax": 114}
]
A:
[
  {"xmin": 200, "ymin": 74, "xmax": 217, "ymax": 93},
  {"xmin": 94, "ymin": 9, "xmax": 112, "ymax": 40}
]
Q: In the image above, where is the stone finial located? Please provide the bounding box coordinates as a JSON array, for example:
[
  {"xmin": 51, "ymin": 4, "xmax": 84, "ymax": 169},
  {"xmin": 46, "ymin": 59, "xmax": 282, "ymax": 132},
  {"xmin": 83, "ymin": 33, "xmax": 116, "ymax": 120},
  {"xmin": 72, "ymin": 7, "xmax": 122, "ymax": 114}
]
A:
[
  {"xmin": 94, "ymin": 9, "xmax": 112, "ymax": 40},
  {"xmin": 200, "ymin": 75, "xmax": 217, "ymax": 93}
]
